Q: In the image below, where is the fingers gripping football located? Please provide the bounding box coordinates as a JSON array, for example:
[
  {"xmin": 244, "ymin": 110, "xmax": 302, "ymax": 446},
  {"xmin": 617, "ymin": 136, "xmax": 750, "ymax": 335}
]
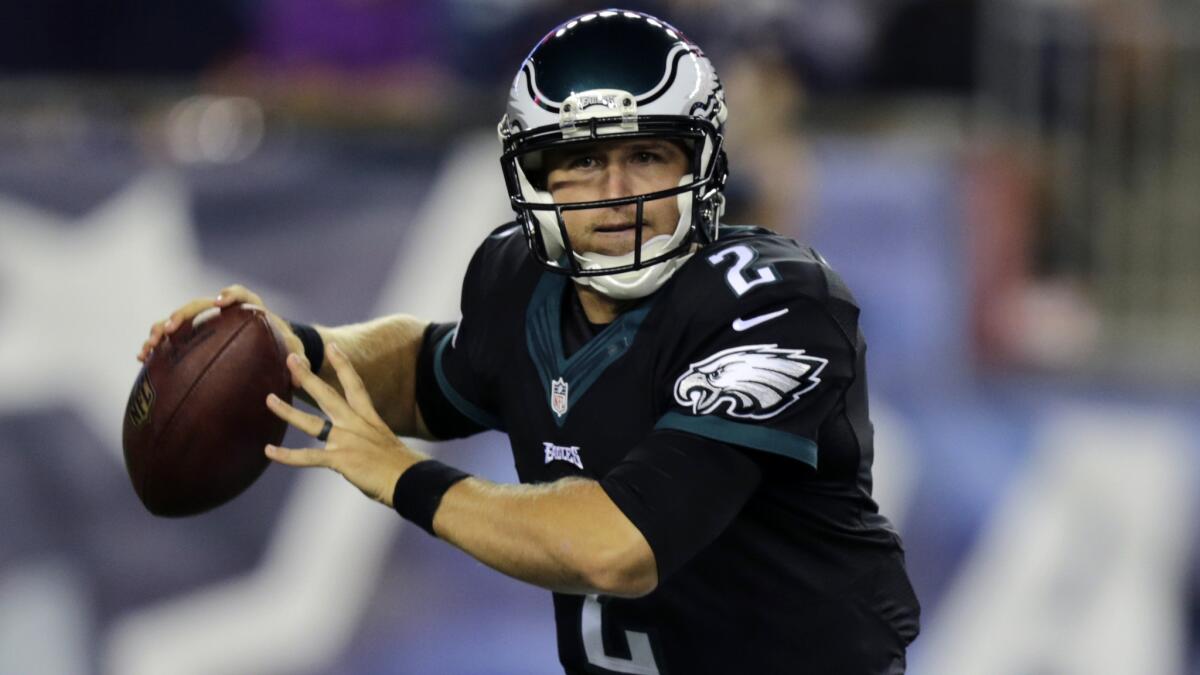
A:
[
  {"xmin": 136, "ymin": 284, "xmax": 301, "ymax": 364},
  {"xmin": 215, "ymin": 284, "xmax": 263, "ymax": 308},
  {"xmin": 217, "ymin": 285, "xmax": 305, "ymax": 370},
  {"xmin": 138, "ymin": 296, "xmax": 214, "ymax": 361}
]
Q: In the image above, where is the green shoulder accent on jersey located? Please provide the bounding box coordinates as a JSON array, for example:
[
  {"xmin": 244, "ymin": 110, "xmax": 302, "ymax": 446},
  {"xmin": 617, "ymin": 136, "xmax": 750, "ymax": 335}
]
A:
[
  {"xmin": 716, "ymin": 224, "xmax": 770, "ymax": 237},
  {"xmin": 655, "ymin": 411, "xmax": 818, "ymax": 468},
  {"xmin": 434, "ymin": 328, "xmax": 505, "ymax": 431},
  {"xmin": 526, "ymin": 272, "xmax": 656, "ymax": 427}
]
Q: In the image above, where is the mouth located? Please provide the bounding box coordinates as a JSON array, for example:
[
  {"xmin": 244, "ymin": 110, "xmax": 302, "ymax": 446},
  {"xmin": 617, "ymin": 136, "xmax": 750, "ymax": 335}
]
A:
[
  {"xmin": 592, "ymin": 223, "xmax": 637, "ymax": 234},
  {"xmin": 582, "ymin": 225, "xmax": 640, "ymax": 257}
]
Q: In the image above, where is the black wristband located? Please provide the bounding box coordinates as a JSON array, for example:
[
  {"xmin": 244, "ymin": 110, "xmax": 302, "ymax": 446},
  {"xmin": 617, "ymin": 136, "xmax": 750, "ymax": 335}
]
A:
[
  {"xmin": 393, "ymin": 460, "xmax": 472, "ymax": 536},
  {"xmin": 289, "ymin": 321, "xmax": 324, "ymax": 375}
]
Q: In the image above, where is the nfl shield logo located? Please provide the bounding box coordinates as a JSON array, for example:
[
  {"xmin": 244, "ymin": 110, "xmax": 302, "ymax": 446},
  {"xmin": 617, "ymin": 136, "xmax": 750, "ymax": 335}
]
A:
[{"xmin": 550, "ymin": 377, "xmax": 569, "ymax": 417}]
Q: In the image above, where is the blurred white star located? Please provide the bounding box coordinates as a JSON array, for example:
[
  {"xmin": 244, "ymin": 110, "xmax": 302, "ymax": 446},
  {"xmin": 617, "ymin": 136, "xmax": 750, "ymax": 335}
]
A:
[
  {"xmin": 0, "ymin": 172, "xmax": 286, "ymax": 461},
  {"xmin": 0, "ymin": 558, "xmax": 90, "ymax": 675},
  {"xmin": 103, "ymin": 133, "xmax": 508, "ymax": 675}
]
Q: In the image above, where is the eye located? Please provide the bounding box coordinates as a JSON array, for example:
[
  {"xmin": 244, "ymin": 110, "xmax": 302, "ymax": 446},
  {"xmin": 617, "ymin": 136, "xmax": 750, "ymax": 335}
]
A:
[
  {"xmin": 567, "ymin": 155, "xmax": 599, "ymax": 170},
  {"xmin": 632, "ymin": 150, "xmax": 662, "ymax": 164}
]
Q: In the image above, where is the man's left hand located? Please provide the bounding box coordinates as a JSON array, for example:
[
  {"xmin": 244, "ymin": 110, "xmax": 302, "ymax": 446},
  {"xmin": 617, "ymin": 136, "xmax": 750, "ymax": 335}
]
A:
[{"xmin": 264, "ymin": 344, "xmax": 424, "ymax": 506}]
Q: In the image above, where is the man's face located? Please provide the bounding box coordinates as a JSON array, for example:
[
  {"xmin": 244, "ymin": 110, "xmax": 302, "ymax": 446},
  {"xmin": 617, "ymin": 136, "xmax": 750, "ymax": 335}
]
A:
[{"xmin": 543, "ymin": 138, "xmax": 690, "ymax": 257}]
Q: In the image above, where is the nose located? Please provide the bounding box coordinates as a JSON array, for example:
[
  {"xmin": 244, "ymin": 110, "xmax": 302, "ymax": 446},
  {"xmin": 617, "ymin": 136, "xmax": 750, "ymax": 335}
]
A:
[{"xmin": 600, "ymin": 164, "xmax": 635, "ymax": 205}]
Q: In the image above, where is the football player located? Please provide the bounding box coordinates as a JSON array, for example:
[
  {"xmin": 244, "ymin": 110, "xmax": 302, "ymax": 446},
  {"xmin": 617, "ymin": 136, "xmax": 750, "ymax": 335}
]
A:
[{"xmin": 139, "ymin": 9, "xmax": 919, "ymax": 673}]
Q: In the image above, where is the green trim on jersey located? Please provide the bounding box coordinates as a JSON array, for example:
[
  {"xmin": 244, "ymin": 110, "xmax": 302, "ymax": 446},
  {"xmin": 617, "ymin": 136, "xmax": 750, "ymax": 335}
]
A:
[
  {"xmin": 434, "ymin": 329, "xmax": 505, "ymax": 431},
  {"xmin": 716, "ymin": 224, "xmax": 765, "ymax": 237},
  {"xmin": 526, "ymin": 272, "xmax": 656, "ymax": 427},
  {"xmin": 655, "ymin": 411, "xmax": 818, "ymax": 468}
]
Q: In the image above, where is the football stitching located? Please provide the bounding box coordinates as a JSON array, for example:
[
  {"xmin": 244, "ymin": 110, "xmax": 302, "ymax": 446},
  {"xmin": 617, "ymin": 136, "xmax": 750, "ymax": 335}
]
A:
[{"xmin": 143, "ymin": 311, "xmax": 254, "ymax": 513}]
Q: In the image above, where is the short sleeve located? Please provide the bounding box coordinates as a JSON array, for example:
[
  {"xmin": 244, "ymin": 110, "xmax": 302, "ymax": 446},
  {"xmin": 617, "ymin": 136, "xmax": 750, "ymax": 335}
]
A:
[
  {"xmin": 412, "ymin": 243, "xmax": 507, "ymax": 439},
  {"xmin": 600, "ymin": 430, "xmax": 762, "ymax": 581},
  {"xmin": 655, "ymin": 297, "xmax": 855, "ymax": 470},
  {"xmin": 414, "ymin": 322, "xmax": 487, "ymax": 438}
]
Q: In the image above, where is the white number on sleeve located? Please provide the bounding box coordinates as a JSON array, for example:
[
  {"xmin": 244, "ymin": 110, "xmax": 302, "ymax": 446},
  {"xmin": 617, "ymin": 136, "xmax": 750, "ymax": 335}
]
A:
[{"xmin": 707, "ymin": 244, "xmax": 779, "ymax": 297}]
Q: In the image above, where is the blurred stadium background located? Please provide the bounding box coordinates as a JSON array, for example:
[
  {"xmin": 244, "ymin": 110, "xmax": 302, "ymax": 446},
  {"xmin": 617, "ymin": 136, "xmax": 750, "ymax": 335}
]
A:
[{"xmin": 1, "ymin": 0, "xmax": 1198, "ymax": 673}]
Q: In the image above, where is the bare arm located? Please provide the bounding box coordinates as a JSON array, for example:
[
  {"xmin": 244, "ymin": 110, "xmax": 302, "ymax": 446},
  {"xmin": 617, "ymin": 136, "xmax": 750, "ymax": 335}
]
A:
[
  {"xmin": 313, "ymin": 315, "xmax": 433, "ymax": 439},
  {"xmin": 266, "ymin": 343, "xmax": 659, "ymax": 599},
  {"xmin": 433, "ymin": 477, "xmax": 658, "ymax": 598}
]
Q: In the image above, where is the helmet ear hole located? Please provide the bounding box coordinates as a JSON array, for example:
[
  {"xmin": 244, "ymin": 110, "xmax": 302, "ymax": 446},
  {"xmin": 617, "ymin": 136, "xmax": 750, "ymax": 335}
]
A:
[
  {"xmin": 714, "ymin": 150, "xmax": 729, "ymax": 190},
  {"xmin": 518, "ymin": 150, "xmax": 547, "ymax": 190}
]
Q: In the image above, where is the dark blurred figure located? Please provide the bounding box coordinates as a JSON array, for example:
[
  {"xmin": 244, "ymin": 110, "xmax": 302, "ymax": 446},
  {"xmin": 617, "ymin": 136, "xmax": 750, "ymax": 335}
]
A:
[
  {"xmin": 250, "ymin": 0, "xmax": 451, "ymax": 74},
  {"xmin": 0, "ymin": 0, "xmax": 250, "ymax": 74},
  {"xmin": 870, "ymin": 0, "xmax": 979, "ymax": 93}
]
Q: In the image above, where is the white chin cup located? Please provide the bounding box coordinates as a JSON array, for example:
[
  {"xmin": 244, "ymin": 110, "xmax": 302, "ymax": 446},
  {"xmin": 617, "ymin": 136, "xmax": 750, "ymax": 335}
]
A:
[
  {"xmin": 575, "ymin": 246, "xmax": 695, "ymax": 300},
  {"xmin": 572, "ymin": 173, "xmax": 696, "ymax": 299}
]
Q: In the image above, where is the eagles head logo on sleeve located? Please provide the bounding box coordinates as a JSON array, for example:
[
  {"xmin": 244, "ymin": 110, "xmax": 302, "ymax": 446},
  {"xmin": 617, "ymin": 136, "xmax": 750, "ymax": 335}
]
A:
[{"xmin": 673, "ymin": 345, "xmax": 828, "ymax": 420}]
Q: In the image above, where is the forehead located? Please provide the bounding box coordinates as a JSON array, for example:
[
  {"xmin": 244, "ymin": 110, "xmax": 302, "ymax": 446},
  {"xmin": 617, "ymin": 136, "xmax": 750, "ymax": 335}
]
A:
[{"xmin": 547, "ymin": 137, "xmax": 689, "ymax": 160}]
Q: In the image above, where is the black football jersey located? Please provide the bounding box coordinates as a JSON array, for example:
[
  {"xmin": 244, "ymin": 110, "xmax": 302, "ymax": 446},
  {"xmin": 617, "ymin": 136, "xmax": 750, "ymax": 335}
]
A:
[{"xmin": 416, "ymin": 223, "xmax": 920, "ymax": 674}]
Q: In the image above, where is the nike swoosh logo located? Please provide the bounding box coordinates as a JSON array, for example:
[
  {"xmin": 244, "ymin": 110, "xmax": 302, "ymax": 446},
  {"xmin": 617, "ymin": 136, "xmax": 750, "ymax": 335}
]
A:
[{"xmin": 732, "ymin": 308, "xmax": 789, "ymax": 332}]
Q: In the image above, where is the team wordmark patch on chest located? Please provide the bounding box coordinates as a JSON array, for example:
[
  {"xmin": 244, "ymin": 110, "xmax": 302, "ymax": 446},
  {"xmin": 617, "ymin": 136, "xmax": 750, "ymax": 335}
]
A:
[
  {"xmin": 543, "ymin": 442, "xmax": 584, "ymax": 470},
  {"xmin": 674, "ymin": 344, "xmax": 828, "ymax": 420}
]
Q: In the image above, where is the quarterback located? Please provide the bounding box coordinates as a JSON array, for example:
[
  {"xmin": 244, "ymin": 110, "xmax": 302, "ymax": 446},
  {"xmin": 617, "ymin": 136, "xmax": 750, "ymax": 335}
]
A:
[{"xmin": 139, "ymin": 9, "xmax": 919, "ymax": 673}]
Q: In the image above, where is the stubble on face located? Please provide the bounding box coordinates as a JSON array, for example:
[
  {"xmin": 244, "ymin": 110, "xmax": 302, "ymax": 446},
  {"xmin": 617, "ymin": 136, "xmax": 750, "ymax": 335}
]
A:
[{"xmin": 543, "ymin": 138, "xmax": 690, "ymax": 257}]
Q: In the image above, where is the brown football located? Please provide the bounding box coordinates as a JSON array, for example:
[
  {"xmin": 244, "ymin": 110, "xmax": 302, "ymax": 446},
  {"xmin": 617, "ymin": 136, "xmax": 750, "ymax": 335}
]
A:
[{"xmin": 122, "ymin": 303, "xmax": 292, "ymax": 517}]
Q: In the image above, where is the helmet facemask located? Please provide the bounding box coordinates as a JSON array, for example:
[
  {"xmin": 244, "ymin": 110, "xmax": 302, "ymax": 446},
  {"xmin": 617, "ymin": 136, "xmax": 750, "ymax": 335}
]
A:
[
  {"xmin": 498, "ymin": 9, "xmax": 729, "ymax": 300},
  {"xmin": 501, "ymin": 115, "xmax": 727, "ymax": 299}
]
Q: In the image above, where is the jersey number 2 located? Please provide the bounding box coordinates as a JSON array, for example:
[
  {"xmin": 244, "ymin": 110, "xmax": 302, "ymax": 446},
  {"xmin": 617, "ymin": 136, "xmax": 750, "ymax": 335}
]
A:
[
  {"xmin": 708, "ymin": 244, "xmax": 779, "ymax": 297},
  {"xmin": 582, "ymin": 594, "xmax": 661, "ymax": 674}
]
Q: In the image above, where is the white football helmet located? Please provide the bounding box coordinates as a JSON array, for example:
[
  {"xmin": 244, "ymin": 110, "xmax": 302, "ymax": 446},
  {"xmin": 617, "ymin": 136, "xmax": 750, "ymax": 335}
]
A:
[{"xmin": 498, "ymin": 9, "xmax": 729, "ymax": 300}]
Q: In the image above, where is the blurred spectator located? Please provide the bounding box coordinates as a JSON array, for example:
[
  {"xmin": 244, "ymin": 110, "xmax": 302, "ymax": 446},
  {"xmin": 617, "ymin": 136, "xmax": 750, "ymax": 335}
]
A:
[
  {"xmin": 664, "ymin": 0, "xmax": 883, "ymax": 92},
  {"xmin": 869, "ymin": 0, "xmax": 979, "ymax": 93},
  {"xmin": 251, "ymin": 0, "xmax": 451, "ymax": 73},
  {"xmin": 0, "ymin": 0, "xmax": 249, "ymax": 74},
  {"xmin": 721, "ymin": 48, "xmax": 812, "ymax": 234}
]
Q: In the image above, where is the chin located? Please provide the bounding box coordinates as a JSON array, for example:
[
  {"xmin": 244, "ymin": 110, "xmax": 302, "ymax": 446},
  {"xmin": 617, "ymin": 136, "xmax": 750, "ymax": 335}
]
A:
[
  {"xmin": 583, "ymin": 227, "xmax": 668, "ymax": 257},
  {"xmin": 588, "ymin": 244, "xmax": 636, "ymax": 257}
]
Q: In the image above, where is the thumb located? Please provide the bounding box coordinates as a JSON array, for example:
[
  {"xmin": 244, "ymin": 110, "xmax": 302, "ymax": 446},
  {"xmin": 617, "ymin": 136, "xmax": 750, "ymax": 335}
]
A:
[{"xmin": 269, "ymin": 315, "xmax": 304, "ymax": 357}]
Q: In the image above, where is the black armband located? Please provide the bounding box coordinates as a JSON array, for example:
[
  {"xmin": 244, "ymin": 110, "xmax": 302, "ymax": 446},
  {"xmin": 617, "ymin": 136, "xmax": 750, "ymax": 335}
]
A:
[
  {"xmin": 393, "ymin": 460, "xmax": 472, "ymax": 536},
  {"xmin": 288, "ymin": 321, "xmax": 324, "ymax": 375}
]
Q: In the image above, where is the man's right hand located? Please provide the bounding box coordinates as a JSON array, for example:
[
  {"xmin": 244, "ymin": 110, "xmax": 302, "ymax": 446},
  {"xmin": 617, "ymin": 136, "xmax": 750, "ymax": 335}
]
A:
[{"xmin": 136, "ymin": 285, "xmax": 304, "ymax": 373}]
